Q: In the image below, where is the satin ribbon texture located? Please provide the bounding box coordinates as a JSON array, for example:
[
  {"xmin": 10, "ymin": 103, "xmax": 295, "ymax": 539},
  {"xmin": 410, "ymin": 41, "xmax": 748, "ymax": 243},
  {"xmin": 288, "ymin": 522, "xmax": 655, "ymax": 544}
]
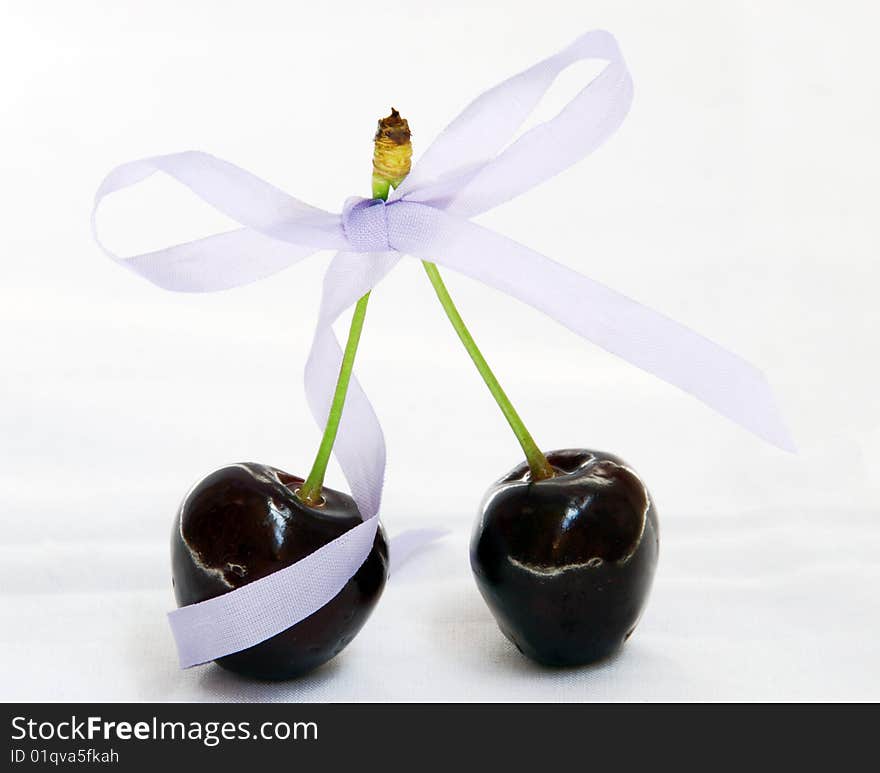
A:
[{"xmin": 92, "ymin": 30, "xmax": 794, "ymax": 668}]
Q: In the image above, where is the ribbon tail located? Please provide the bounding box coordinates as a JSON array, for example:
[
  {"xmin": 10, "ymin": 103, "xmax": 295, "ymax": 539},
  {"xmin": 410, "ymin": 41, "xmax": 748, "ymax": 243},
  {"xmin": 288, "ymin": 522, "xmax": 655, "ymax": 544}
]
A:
[
  {"xmin": 304, "ymin": 251, "xmax": 450, "ymax": 581},
  {"xmin": 389, "ymin": 529, "xmax": 451, "ymax": 576},
  {"xmin": 303, "ymin": 250, "xmax": 401, "ymax": 520},
  {"xmin": 393, "ymin": 205, "xmax": 795, "ymax": 452},
  {"xmin": 167, "ymin": 516, "xmax": 380, "ymax": 668}
]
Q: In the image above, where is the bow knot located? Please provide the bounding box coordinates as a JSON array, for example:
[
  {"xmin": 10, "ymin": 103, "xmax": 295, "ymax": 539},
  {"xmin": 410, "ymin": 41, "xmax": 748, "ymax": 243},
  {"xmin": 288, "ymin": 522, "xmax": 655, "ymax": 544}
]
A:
[{"xmin": 342, "ymin": 197, "xmax": 391, "ymax": 253}]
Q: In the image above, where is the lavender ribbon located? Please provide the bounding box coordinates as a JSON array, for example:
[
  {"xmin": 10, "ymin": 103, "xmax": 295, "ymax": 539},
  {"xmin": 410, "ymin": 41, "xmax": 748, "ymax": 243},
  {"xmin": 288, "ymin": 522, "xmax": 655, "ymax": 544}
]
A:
[{"xmin": 92, "ymin": 30, "xmax": 793, "ymax": 669}]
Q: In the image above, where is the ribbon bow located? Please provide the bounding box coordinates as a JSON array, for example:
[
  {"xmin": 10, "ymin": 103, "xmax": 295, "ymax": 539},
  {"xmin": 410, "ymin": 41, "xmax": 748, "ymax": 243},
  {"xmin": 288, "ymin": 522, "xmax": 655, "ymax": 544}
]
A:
[{"xmin": 92, "ymin": 30, "xmax": 793, "ymax": 668}]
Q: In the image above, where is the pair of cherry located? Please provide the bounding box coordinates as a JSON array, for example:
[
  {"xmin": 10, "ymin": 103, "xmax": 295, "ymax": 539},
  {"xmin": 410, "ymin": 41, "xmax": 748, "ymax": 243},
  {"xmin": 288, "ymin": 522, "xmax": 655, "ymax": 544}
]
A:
[
  {"xmin": 173, "ymin": 448, "xmax": 658, "ymax": 680},
  {"xmin": 171, "ymin": 109, "xmax": 659, "ymax": 680}
]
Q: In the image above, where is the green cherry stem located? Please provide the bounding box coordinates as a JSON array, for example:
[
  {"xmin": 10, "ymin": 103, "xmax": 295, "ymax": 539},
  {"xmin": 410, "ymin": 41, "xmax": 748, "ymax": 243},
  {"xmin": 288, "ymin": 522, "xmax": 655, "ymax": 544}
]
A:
[
  {"xmin": 300, "ymin": 107, "xmax": 553, "ymax": 504},
  {"xmin": 300, "ymin": 109, "xmax": 411, "ymax": 506},
  {"xmin": 421, "ymin": 261, "xmax": 555, "ymax": 482},
  {"xmin": 297, "ymin": 291, "xmax": 371, "ymax": 506},
  {"xmin": 298, "ymin": 184, "xmax": 392, "ymax": 507}
]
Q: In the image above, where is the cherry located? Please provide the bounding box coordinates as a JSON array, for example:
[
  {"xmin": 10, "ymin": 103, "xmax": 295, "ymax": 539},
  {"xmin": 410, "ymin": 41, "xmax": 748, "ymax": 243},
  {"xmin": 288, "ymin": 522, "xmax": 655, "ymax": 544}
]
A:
[
  {"xmin": 171, "ymin": 462, "xmax": 388, "ymax": 680},
  {"xmin": 470, "ymin": 449, "xmax": 658, "ymax": 667}
]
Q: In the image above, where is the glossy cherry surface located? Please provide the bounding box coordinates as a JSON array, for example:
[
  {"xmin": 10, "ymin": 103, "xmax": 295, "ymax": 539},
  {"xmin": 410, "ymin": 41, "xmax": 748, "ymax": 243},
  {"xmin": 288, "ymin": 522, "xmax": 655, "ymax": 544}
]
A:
[
  {"xmin": 171, "ymin": 462, "xmax": 388, "ymax": 680},
  {"xmin": 471, "ymin": 449, "xmax": 659, "ymax": 667}
]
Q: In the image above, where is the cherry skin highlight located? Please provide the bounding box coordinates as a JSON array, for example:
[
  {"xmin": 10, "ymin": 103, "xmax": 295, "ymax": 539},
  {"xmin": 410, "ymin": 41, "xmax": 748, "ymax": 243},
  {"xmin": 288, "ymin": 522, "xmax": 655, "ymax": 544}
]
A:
[
  {"xmin": 171, "ymin": 462, "xmax": 388, "ymax": 680},
  {"xmin": 471, "ymin": 449, "xmax": 659, "ymax": 667}
]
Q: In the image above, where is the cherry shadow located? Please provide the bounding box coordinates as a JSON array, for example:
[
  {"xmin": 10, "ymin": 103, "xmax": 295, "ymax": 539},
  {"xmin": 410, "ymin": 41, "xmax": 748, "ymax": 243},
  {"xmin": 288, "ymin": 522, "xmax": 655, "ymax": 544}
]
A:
[
  {"xmin": 193, "ymin": 656, "xmax": 346, "ymax": 702},
  {"xmin": 427, "ymin": 584, "xmax": 691, "ymax": 699}
]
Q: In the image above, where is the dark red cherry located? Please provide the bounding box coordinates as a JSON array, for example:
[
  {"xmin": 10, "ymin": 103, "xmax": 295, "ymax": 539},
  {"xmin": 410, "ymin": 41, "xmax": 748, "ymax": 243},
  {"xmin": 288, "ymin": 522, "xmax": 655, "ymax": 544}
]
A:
[
  {"xmin": 471, "ymin": 449, "xmax": 659, "ymax": 667},
  {"xmin": 171, "ymin": 462, "xmax": 388, "ymax": 680}
]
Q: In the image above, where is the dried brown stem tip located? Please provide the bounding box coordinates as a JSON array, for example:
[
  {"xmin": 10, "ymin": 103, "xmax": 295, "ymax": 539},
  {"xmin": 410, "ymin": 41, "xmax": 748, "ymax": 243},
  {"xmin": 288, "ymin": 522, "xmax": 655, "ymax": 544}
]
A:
[
  {"xmin": 372, "ymin": 108, "xmax": 412, "ymax": 199},
  {"xmin": 375, "ymin": 107, "xmax": 411, "ymax": 146}
]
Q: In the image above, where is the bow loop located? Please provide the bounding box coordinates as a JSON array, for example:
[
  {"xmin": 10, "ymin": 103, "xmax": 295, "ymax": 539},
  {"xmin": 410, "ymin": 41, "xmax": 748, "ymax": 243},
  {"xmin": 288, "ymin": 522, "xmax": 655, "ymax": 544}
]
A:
[{"xmin": 392, "ymin": 29, "xmax": 632, "ymax": 218}]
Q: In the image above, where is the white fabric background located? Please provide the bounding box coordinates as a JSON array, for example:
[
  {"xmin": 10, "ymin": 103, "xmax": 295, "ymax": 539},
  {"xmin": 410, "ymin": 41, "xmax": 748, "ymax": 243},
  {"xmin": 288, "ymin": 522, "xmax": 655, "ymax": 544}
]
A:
[{"xmin": 2, "ymin": 1, "xmax": 878, "ymax": 701}]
